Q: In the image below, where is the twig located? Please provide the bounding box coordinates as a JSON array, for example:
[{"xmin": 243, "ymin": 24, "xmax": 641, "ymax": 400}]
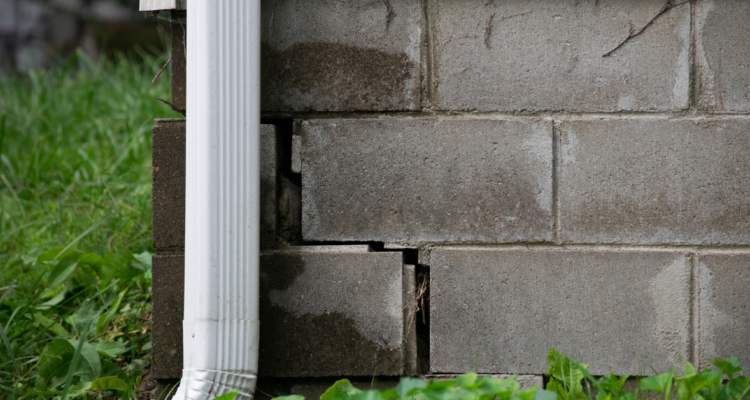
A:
[
  {"xmin": 603, "ymin": 0, "xmax": 688, "ymax": 57},
  {"xmin": 269, "ymin": 0, "xmax": 277, "ymax": 40},
  {"xmin": 151, "ymin": 56, "xmax": 171, "ymax": 86},
  {"xmin": 484, "ymin": 13, "xmax": 495, "ymax": 48},
  {"xmin": 157, "ymin": 98, "xmax": 186, "ymax": 116},
  {"xmin": 449, "ymin": 66, "xmax": 468, "ymax": 75},
  {"xmin": 380, "ymin": 0, "xmax": 395, "ymax": 29}
]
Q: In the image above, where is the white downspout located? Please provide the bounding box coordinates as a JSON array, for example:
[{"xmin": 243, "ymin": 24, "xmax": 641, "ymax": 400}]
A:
[{"xmin": 174, "ymin": 1, "xmax": 261, "ymax": 399}]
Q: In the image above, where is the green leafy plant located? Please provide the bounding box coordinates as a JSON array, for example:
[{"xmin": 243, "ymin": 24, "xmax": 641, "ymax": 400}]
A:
[{"xmin": 0, "ymin": 47, "xmax": 179, "ymax": 399}]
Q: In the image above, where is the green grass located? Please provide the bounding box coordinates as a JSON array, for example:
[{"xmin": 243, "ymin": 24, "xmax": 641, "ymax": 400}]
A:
[{"xmin": 0, "ymin": 48, "xmax": 180, "ymax": 399}]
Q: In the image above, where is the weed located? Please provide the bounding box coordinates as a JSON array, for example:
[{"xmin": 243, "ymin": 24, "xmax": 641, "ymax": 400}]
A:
[{"xmin": 0, "ymin": 48, "xmax": 180, "ymax": 399}]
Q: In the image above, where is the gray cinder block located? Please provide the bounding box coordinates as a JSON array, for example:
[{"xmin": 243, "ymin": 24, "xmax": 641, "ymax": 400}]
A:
[
  {"xmin": 300, "ymin": 118, "xmax": 553, "ymax": 245},
  {"xmin": 559, "ymin": 118, "xmax": 750, "ymax": 245},
  {"xmin": 260, "ymin": 0, "xmax": 421, "ymax": 112},
  {"xmin": 430, "ymin": 248, "xmax": 690, "ymax": 375},
  {"xmin": 696, "ymin": 0, "xmax": 750, "ymax": 112},
  {"xmin": 258, "ymin": 246, "xmax": 415, "ymax": 377},
  {"xmin": 430, "ymin": 0, "xmax": 689, "ymax": 112},
  {"xmin": 696, "ymin": 253, "xmax": 750, "ymax": 374}
]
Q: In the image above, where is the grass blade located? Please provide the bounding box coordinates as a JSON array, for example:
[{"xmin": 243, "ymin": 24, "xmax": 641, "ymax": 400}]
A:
[
  {"xmin": 0, "ymin": 112, "xmax": 6, "ymax": 176},
  {"xmin": 0, "ymin": 287, "xmax": 21, "ymax": 378},
  {"xmin": 61, "ymin": 299, "xmax": 95, "ymax": 400},
  {"xmin": 53, "ymin": 212, "xmax": 112, "ymax": 261}
]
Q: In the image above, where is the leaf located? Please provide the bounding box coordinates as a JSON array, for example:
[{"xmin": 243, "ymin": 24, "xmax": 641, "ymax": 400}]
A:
[
  {"xmin": 32, "ymin": 313, "xmax": 71, "ymax": 336},
  {"xmin": 100, "ymin": 359, "xmax": 124, "ymax": 378},
  {"xmin": 391, "ymin": 377, "xmax": 428, "ymax": 398},
  {"xmin": 94, "ymin": 340, "xmax": 125, "ymax": 358},
  {"xmin": 713, "ymin": 358, "xmax": 744, "ymax": 380},
  {"xmin": 68, "ymin": 381, "xmax": 93, "ymax": 398},
  {"xmin": 546, "ymin": 348, "xmax": 589, "ymax": 400},
  {"xmin": 77, "ymin": 253, "xmax": 103, "ymax": 278},
  {"xmin": 46, "ymin": 339, "xmax": 75, "ymax": 356},
  {"xmin": 67, "ymin": 340, "xmax": 102, "ymax": 381},
  {"xmin": 532, "ymin": 389, "xmax": 558, "ymax": 400},
  {"xmin": 322, "ymin": 380, "xmax": 362, "ymax": 400},
  {"xmin": 639, "ymin": 370, "xmax": 674, "ymax": 395},
  {"xmin": 274, "ymin": 396, "xmax": 305, "ymax": 400},
  {"xmin": 457, "ymin": 372, "xmax": 478, "ymax": 389},
  {"xmin": 36, "ymin": 290, "xmax": 67, "ymax": 310},
  {"xmin": 214, "ymin": 392, "xmax": 239, "ymax": 400},
  {"xmin": 351, "ymin": 391, "xmax": 383, "ymax": 400},
  {"xmin": 133, "ymin": 251, "xmax": 152, "ymax": 270},
  {"xmin": 37, "ymin": 248, "xmax": 81, "ymax": 266},
  {"xmin": 96, "ymin": 288, "xmax": 127, "ymax": 335},
  {"xmin": 48, "ymin": 261, "xmax": 77, "ymax": 288},
  {"xmin": 90, "ymin": 376, "xmax": 128, "ymax": 391}
]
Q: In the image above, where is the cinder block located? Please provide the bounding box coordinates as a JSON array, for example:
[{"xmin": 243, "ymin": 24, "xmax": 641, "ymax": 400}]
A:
[
  {"xmin": 696, "ymin": 0, "xmax": 750, "ymax": 112},
  {"xmin": 258, "ymin": 246, "xmax": 413, "ymax": 377},
  {"xmin": 559, "ymin": 118, "xmax": 750, "ymax": 245},
  {"xmin": 260, "ymin": 0, "xmax": 421, "ymax": 112},
  {"xmin": 430, "ymin": 248, "xmax": 690, "ymax": 375},
  {"xmin": 152, "ymin": 255, "xmax": 185, "ymax": 380},
  {"xmin": 152, "ymin": 119, "xmax": 186, "ymax": 251},
  {"xmin": 152, "ymin": 121, "xmax": 278, "ymax": 250},
  {"xmin": 430, "ymin": 0, "xmax": 689, "ymax": 112},
  {"xmin": 696, "ymin": 254, "xmax": 750, "ymax": 373},
  {"xmin": 300, "ymin": 118, "xmax": 553, "ymax": 245}
]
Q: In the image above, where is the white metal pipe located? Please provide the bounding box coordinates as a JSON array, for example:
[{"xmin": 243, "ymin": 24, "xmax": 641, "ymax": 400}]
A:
[{"xmin": 175, "ymin": 1, "xmax": 261, "ymax": 399}]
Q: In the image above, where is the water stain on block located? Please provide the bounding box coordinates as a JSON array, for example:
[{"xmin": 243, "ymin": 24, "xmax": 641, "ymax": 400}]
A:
[
  {"xmin": 258, "ymin": 250, "xmax": 406, "ymax": 377},
  {"xmin": 261, "ymin": 42, "xmax": 416, "ymax": 112}
]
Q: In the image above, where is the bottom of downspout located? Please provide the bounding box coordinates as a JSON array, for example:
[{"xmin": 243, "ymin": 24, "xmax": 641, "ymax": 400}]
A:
[{"xmin": 173, "ymin": 320, "xmax": 260, "ymax": 400}]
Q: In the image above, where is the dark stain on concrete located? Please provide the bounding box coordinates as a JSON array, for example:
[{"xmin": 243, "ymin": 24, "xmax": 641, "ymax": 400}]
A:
[
  {"xmin": 261, "ymin": 42, "xmax": 417, "ymax": 112},
  {"xmin": 152, "ymin": 119, "xmax": 186, "ymax": 251},
  {"xmin": 258, "ymin": 253, "xmax": 403, "ymax": 377}
]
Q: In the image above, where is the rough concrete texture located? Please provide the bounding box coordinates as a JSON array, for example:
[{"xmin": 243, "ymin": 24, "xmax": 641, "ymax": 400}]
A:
[
  {"xmin": 421, "ymin": 375, "xmax": 542, "ymax": 390},
  {"xmin": 696, "ymin": 0, "xmax": 750, "ymax": 112},
  {"xmin": 260, "ymin": 0, "xmax": 421, "ymax": 112},
  {"xmin": 300, "ymin": 118, "xmax": 553, "ymax": 245},
  {"xmin": 559, "ymin": 118, "xmax": 750, "ymax": 245},
  {"xmin": 152, "ymin": 121, "xmax": 279, "ymax": 249},
  {"xmin": 260, "ymin": 124, "xmax": 279, "ymax": 249},
  {"xmin": 152, "ymin": 119, "xmax": 186, "ymax": 251},
  {"xmin": 151, "ymin": 255, "xmax": 184, "ymax": 380},
  {"xmin": 258, "ymin": 246, "xmax": 410, "ymax": 377},
  {"xmin": 430, "ymin": 248, "xmax": 690, "ymax": 375},
  {"xmin": 256, "ymin": 378, "xmax": 400, "ymax": 400},
  {"xmin": 170, "ymin": 10, "xmax": 186, "ymax": 112},
  {"xmin": 431, "ymin": 0, "xmax": 690, "ymax": 112},
  {"xmin": 696, "ymin": 254, "xmax": 750, "ymax": 373}
]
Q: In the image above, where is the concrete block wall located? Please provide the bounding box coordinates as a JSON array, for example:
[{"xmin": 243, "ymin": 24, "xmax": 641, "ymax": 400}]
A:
[{"xmin": 151, "ymin": 0, "xmax": 750, "ymax": 397}]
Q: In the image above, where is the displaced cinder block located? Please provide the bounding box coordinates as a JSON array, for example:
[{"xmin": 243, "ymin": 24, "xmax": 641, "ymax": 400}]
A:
[
  {"xmin": 258, "ymin": 246, "xmax": 415, "ymax": 377},
  {"xmin": 260, "ymin": 0, "xmax": 421, "ymax": 112},
  {"xmin": 152, "ymin": 121, "xmax": 278, "ymax": 250},
  {"xmin": 430, "ymin": 0, "xmax": 689, "ymax": 112},
  {"xmin": 152, "ymin": 119, "xmax": 186, "ymax": 251},
  {"xmin": 430, "ymin": 248, "xmax": 690, "ymax": 375},
  {"xmin": 151, "ymin": 255, "xmax": 185, "ymax": 380},
  {"xmin": 300, "ymin": 118, "xmax": 553, "ymax": 245},
  {"xmin": 559, "ymin": 118, "xmax": 750, "ymax": 245},
  {"xmin": 696, "ymin": 254, "xmax": 750, "ymax": 373},
  {"xmin": 696, "ymin": 0, "xmax": 750, "ymax": 112}
]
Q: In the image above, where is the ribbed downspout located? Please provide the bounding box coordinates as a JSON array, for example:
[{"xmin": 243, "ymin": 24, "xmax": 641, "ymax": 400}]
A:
[{"xmin": 174, "ymin": 1, "xmax": 261, "ymax": 399}]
